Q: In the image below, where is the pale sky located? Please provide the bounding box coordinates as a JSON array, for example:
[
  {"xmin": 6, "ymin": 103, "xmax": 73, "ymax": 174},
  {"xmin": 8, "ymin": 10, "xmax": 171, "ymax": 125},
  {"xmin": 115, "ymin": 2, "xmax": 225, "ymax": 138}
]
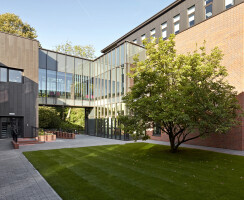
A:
[{"xmin": 0, "ymin": 0, "xmax": 175, "ymax": 57}]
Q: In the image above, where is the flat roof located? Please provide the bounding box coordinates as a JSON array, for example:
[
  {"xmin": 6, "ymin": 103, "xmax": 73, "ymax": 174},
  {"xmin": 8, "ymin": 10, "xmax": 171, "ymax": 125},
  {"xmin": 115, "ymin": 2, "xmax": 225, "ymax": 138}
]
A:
[{"xmin": 101, "ymin": 0, "xmax": 183, "ymax": 53}]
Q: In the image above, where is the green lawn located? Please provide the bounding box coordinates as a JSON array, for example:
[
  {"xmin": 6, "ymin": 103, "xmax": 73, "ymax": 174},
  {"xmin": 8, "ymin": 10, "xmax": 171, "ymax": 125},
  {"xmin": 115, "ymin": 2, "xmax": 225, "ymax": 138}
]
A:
[{"xmin": 24, "ymin": 143, "xmax": 244, "ymax": 200}]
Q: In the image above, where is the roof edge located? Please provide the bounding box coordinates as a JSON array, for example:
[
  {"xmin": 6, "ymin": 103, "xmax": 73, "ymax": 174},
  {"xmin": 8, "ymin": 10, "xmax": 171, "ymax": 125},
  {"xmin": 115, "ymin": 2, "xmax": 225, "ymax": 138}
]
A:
[
  {"xmin": 101, "ymin": 0, "xmax": 183, "ymax": 53},
  {"xmin": 0, "ymin": 30, "xmax": 39, "ymax": 43}
]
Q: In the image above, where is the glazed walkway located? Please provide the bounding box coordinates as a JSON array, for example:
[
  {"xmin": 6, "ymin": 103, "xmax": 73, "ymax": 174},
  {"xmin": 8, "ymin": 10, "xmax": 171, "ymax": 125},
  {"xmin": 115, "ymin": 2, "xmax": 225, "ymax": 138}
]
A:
[{"xmin": 1, "ymin": 135, "xmax": 244, "ymax": 200}]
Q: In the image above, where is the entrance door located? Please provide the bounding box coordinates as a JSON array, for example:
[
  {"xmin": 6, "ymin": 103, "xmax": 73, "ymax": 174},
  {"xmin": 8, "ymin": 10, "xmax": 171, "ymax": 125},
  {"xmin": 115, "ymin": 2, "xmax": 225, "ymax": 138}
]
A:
[{"xmin": 0, "ymin": 117, "xmax": 23, "ymax": 139}]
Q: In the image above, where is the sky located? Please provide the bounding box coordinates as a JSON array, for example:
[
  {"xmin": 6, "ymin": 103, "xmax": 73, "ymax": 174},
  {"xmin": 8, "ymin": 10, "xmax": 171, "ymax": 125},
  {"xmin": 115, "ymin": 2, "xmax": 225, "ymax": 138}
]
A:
[{"xmin": 0, "ymin": 0, "xmax": 175, "ymax": 57}]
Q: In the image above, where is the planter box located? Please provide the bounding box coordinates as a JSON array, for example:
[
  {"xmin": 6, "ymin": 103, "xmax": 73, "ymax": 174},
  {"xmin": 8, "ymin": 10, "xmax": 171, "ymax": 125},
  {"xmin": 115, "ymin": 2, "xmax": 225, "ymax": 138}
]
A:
[
  {"xmin": 45, "ymin": 135, "xmax": 53, "ymax": 142},
  {"xmin": 38, "ymin": 135, "xmax": 45, "ymax": 142},
  {"xmin": 52, "ymin": 134, "xmax": 56, "ymax": 141}
]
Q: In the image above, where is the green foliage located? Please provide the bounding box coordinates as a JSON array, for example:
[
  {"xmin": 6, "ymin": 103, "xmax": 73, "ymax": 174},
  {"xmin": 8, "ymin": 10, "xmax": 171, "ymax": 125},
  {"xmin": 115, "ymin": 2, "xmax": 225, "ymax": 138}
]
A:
[
  {"xmin": 24, "ymin": 143, "xmax": 244, "ymax": 200},
  {"xmin": 119, "ymin": 35, "xmax": 242, "ymax": 152},
  {"xmin": 39, "ymin": 106, "xmax": 85, "ymax": 130},
  {"xmin": 39, "ymin": 107, "xmax": 61, "ymax": 129},
  {"xmin": 54, "ymin": 40, "xmax": 95, "ymax": 59},
  {"xmin": 0, "ymin": 13, "xmax": 37, "ymax": 39}
]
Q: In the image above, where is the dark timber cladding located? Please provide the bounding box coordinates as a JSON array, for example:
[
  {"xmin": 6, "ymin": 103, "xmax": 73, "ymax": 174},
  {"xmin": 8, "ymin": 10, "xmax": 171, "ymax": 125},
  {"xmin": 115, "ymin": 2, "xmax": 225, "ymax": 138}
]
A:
[
  {"xmin": 101, "ymin": 0, "xmax": 244, "ymax": 53},
  {"xmin": 0, "ymin": 31, "xmax": 39, "ymax": 138}
]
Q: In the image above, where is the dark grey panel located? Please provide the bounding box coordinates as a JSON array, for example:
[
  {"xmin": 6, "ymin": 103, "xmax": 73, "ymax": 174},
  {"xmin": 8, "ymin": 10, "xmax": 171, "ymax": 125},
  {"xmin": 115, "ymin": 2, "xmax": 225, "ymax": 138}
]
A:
[
  {"xmin": 39, "ymin": 50, "xmax": 47, "ymax": 69},
  {"xmin": 47, "ymin": 51, "xmax": 57, "ymax": 71}
]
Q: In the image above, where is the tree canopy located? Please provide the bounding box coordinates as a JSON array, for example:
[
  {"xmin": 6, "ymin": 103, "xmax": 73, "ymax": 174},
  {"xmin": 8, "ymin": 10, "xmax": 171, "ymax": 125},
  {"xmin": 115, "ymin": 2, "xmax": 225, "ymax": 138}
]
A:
[
  {"xmin": 54, "ymin": 41, "xmax": 95, "ymax": 59},
  {"xmin": 119, "ymin": 35, "xmax": 242, "ymax": 152},
  {"xmin": 0, "ymin": 13, "xmax": 37, "ymax": 39}
]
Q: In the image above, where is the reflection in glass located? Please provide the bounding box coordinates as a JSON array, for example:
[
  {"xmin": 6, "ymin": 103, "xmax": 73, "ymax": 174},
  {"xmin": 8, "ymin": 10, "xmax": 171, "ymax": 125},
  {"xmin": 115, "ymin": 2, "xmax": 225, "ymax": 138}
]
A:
[
  {"xmin": 0, "ymin": 67, "xmax": 7, "ymax": 82},
  {"xmin": 9, "ymin": 69, "xmax": 22, "ymax": 83},
  {"xmin": 57, "ymin": 72, "xmax": 65, "ymax": 98},
  {"xmin": 121, "ymin": 65, "xmax": 125, "ymax": 95},
  {"xmin": 108, "ymin": 71, "xmax": 111, "ymax": 98},
  {"xmin": 39, "ymin": 69, "xmax": 46, "ymax": 97},
  {"xmin": 112, "ymin": 69, "xmax": 115, "ymax": 97},
  {"xmin": 66, "ymin": 73, "xmax": 73, "ymax": 99},
  {"xmin": 116, "ymin": 67, "xmax": 120, "ymax": 96},
  {"xmin": 47, "ymin": 70, "xmax": 56, "ymax": 97},
  {"xmin": 121, "ymin": 44, "xmax": 125, "ymax": 65}
]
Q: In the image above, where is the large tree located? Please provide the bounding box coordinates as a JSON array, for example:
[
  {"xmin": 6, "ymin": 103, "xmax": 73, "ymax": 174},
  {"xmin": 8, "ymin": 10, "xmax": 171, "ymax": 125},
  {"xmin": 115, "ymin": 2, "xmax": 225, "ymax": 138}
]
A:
[
  {"xmin": 119, "ymin": 35, "xmax": 242, "ymax": 152},
  {"xmin": 0, "ymin": 13, "xmax": 37, "ymax": 39},
  {"xmin": 54, "ymin": 41, "xmax": 95, "ymax": 59}
]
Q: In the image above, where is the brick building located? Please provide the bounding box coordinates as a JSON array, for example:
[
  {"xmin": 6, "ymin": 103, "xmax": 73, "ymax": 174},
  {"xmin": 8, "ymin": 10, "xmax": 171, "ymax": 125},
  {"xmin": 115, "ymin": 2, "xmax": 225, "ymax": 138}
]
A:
[{"xmin": 0, "ymin": 0, "xmax": 244, "ymax": 150}]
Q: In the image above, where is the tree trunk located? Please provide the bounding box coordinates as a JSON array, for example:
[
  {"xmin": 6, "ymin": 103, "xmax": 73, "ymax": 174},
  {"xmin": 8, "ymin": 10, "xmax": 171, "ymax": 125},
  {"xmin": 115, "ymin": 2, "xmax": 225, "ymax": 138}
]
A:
[{"xmin": 169, "ymin": 136, "xmax": 178, "ymax": 153}]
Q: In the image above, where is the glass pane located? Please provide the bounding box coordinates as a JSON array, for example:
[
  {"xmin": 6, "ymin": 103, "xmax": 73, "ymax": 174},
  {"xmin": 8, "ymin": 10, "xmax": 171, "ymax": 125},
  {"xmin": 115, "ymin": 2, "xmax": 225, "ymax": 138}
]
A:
[
  {"xmin": 116, "ymin": 67, "xmax": 120, "ymax": 96},
  {"xmin": 47, "ymin": 52, "xmax": 57, "ymax": 71},
  {"xmin": 57, "ymin": 71, "xmax": 65, "ymax": 98},
  {"xmin": 121, "ymin": 44, "xmax": 125, "ymax": 65},
  {"xmin": 57, "ymin": 54, "xmax": 65, "ymax": 72},
  {"xmin": 38, "ymin": 69, "xmax": 46, "ymax": 97},
  {"xmin": 121, "ymin": 65, "xmax": 124, "ymax": 95},
  {"xmin": 205, "ymin": 0, "xmax": 213, "ymax": 5},
  {"xmin": 162, "ymin": 22, "xmax": 167, "ymax": 29},
  {"xmin": 0, "ymin": 67, "xmax": 7, "ymax": 82},
  {"xmin": 66, "ymin": 73, "xmax": 73, "ymax": 99},
  {"xmin": 189, "ymin": 14, "xmax": 195, "ymax": 27},
  {"xmin": 205, "ymin": 4, "xmax": 213, "ymax": 19},
  {"xmin": 112, "ymin": 69, "xmax": 115, "ymax": 97},
  {"xmin": 162, "ymin": 30, "xmax": 167, "ymax": 39},
  {"xmin": 173, "ymin": 14, "xmax": 180, "ymax": 22},
  {"xmin": 174, "ymin": 22, "xmax": 180, "ymax": 34},
  {"xmin": 47, "ymin": 70, "xmax": 56, "ymax": 97},
  {"xmin": 9, "ymin": 69, "xmax": 22, "ymax": 83},
  {"xmin": 226, "ymin": 0, "xmax": 234, "ymax": 8},
  {"xmin": 39, "ymin": 50, "xmax": 47, "ymax": 69},
  {"xmin": 116, "ymin": 47, "xmax": 120, "ymax": 67},
  {"xmin": 188, "ymin": 6, "xmax": 195, "ymax": 15}
]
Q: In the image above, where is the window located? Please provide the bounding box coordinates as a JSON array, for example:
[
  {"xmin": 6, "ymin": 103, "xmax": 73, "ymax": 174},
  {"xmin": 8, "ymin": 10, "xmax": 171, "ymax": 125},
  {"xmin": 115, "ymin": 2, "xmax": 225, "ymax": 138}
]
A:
[
  {"xmin": 225, "ymin": 0, "xmax": 234, "ymax": 9},
  {"xmin": 141, "ymin": 34, "xmax": 146, "ymax": 41},
  {"xmin": 153, "ymin": 123, "xmax": 162, "ymax": 136},
  {"xmin": 162, "ymin": 22, "xmax": 167, "ymax": 40},
  {"xmin": 9, "ymin": 69, "xmax": 22, "ymax": 83},
  {"xmin": 141, "ymin": 34, "xmax": 146, "ymax": 46},
  {"xmin": 173, "ymin": 14, "xmax": 180, "ymax": 34},
  {"xmin": 133, "ymin": 39, "xmax": 137, "ymax": 44},
  {"xmin": 0, "ymin": 67, "xmax": 7, "ymax": 82},
  {"xmin": 188, "ymin": 6, "xmax": 195, "ymax": 27},
  {"xmin": 150, "ymin": 29, "xmax": 156, "ymax": 38},
  {"xmin": 205, "ymin": 0, "xmax": 213, "ymax": 19}
]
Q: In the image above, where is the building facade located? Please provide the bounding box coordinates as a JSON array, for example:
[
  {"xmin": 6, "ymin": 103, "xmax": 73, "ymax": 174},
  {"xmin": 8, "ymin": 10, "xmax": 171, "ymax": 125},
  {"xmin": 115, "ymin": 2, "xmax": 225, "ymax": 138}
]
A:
[
  {"xmin": 0, "ymin": 32, "xmax": 39, "ymax": 138},
  {"xmin": 0, "ymin": 0, "xmax": 244, "ymax": 150}
]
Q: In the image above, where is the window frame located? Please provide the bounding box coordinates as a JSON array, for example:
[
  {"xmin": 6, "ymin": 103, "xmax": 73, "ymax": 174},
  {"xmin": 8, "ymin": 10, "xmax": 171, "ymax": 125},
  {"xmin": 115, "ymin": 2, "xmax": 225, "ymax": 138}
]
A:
[
  {"xmin": 153, "ymin": 123, "xmax": 162, "ymax": 136},
  {"xmin": 150, "ymin": 28, "xmax": 156, "ymax": 38},
  {"xmin": 0, "ymin": 67, "xmax": 8, "ymax": 82},
  {"xmin": 188, "ymin": 5, "xmax": 195, "ymax": 27},
  {"xmin": 173, "ymin": 14, "xmax": 180, "ymax": 34},
  {"xmin": 205, "ymin": 0, "xmax": 213, "ymax": 19},
  {"xmin": 141, "ymin": 34, "xmax": 146, "ymax": 46},
  {"xmin": 225, "ymin": 0, "xmax": 234, "ymax": 9},
  {"xmin": 161, "ymin": 22, "xmax": 167, "ymax": 40}
]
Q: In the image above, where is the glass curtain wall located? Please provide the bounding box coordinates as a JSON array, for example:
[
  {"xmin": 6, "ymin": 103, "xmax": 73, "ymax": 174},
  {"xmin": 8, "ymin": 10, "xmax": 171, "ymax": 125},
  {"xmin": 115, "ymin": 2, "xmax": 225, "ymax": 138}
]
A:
[{"xmin": 38, "ymin": 42, "xmax": 144, "ymax": 114}]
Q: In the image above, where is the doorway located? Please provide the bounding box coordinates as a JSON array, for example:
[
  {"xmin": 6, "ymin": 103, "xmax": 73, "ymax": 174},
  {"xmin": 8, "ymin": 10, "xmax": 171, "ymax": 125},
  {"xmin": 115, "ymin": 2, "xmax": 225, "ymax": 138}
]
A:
[{"xmin": 0, "ymin": 117, "xmax": 23, "ymax": 139}]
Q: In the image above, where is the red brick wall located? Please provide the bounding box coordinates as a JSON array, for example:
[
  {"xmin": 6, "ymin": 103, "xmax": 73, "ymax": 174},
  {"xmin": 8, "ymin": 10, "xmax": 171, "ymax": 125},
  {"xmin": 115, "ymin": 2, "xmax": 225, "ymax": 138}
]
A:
[{"xmin": 147, "ymin": 4, "xmax": 244, "ymax": 150}]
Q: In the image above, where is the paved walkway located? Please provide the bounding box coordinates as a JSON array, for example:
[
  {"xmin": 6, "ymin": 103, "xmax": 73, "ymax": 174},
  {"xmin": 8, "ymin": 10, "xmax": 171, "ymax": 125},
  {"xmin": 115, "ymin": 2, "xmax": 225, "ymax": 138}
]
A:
[
  {"xmin": 0, "ymin": 135, "xmax": 131, "ymax": 200},
  {"xmin": 146, "ymin": 140, "xmax": 244, "ymax": 156},
  {"xmin": 1, "ymin": 135, "xmax": 244, "ymax": 200}
]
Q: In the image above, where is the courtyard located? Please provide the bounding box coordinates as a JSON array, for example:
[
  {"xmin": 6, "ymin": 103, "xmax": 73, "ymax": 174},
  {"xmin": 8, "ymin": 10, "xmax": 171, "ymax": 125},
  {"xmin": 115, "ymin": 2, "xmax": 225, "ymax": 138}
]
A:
[{"xmin": 1, "ymin": 135, "xmax": 244, "ymax": 200}]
